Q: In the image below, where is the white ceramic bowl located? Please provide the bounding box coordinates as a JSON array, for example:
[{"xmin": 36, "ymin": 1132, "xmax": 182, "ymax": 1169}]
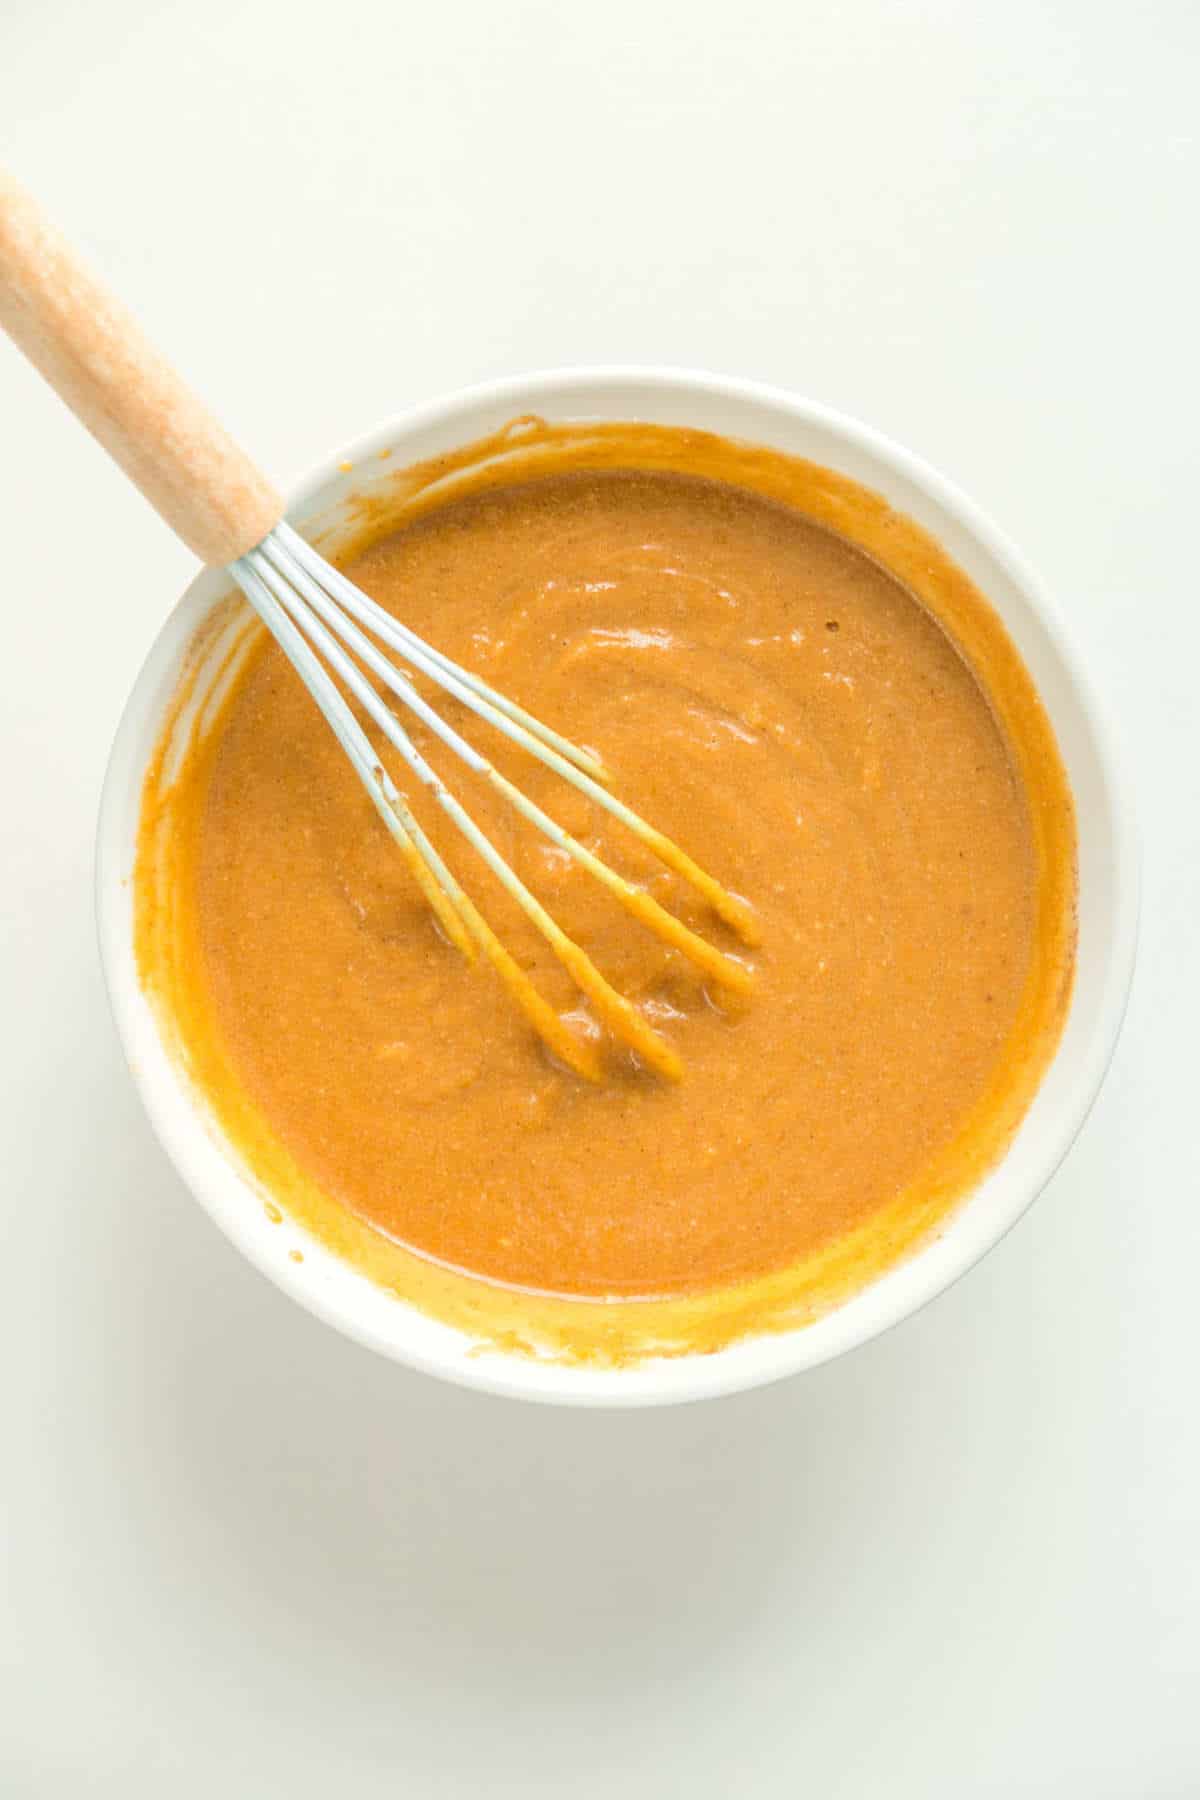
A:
[{"xmin": 96, "ymin": 368, "xmax": 1138, "ymax": 1406}]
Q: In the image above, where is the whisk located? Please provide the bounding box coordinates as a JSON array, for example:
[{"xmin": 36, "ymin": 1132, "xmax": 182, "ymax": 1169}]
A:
[{"xmin": 0, "ymin": 170, "xmax": 756, "ymax": 1081}]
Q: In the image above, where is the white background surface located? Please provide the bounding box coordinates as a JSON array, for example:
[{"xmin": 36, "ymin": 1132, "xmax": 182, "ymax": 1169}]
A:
[{"xmin": 1, "ymin": 1, "xmax": 1196, "ymax": 1792}]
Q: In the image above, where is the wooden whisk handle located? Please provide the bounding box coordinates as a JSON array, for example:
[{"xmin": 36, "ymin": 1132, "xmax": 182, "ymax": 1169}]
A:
[{"xmin": 0, "ymin": 168, "xmax": 283, "ymax": 566}]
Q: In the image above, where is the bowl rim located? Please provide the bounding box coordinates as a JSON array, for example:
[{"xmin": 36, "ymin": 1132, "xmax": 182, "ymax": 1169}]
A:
[{"xmin": 95, "ymin": 364, "xmax": 1140, "ymax": 1406}]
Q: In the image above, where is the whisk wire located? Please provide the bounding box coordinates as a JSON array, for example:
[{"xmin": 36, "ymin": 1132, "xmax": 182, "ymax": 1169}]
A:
[
  {"xmin": 234, "ymin": 524, "xmax": 755, "ymax": 1080},
  {"xmin": 245, "ymin": 544, "xmax": 685, "ymax": 1077},
  {"xmin": 253, "ymin": 536, "xmax": 752, "ymax": 999},
  {"xmin": 270, "ymin": 528, "xmax": 759, "ymax": 946},
  {"xmin": 233, "ymin": 556, "xmax": 610, "ymax": 1082}
]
